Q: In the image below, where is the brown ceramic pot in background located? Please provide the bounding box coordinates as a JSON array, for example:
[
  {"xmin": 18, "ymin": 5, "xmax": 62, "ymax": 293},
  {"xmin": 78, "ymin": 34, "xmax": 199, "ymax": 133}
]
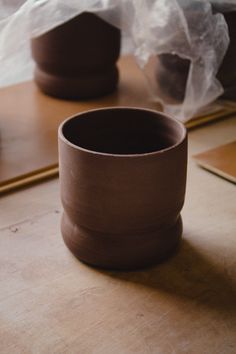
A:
[
  {"xmin": 217, "ymin": 11, "xmax": 236, "ymax": 99},
  {"xmin": 31, "ymin": 12, "xmax": 121, "ymax": 99},
  {"xmin": 155, "ymin": 53, "xmax": 190, "ymax": 104},
  {"xmin": 58, "ymin": 107, "xmax": 188, "ymax": 270},
  {"xmin": 155, "ymin": 9, "xmax": 236, "ymax": 103}
]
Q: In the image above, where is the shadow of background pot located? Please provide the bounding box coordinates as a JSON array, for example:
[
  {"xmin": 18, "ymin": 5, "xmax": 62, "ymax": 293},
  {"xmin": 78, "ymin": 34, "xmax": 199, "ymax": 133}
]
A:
[
  {"xmin": 31, "ymin": 12, "xmax": 121, "ymax": 99},
  {"xmin": 155, "ymin": 9, "xmax": 236, "ymax": 103},
  {"xmin": 58, "ymin": 107, "xmax": 188, "ymax": 270}
]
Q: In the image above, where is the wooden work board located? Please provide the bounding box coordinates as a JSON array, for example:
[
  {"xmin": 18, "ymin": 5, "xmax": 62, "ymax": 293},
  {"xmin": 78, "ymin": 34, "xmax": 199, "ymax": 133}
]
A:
[{"xmin": 1, "ymin": 56, "xmax": 236, "ymax": 194}]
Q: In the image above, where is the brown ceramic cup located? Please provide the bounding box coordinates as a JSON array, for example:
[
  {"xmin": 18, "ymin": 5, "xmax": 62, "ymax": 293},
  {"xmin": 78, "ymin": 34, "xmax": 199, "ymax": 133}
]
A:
[
  {"xmin": 31, "ymin": 12, "xmax": 121, "ymax": 99},
  {"xmin": 58, "ymin": 107, "xmax": 188, "ymax": 270}
]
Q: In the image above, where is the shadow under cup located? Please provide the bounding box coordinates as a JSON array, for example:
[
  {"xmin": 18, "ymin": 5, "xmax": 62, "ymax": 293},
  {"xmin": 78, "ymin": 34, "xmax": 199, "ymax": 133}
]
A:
[{"xmin": 58, "ymin": 108, "xmax": 188, "ymax": 270}]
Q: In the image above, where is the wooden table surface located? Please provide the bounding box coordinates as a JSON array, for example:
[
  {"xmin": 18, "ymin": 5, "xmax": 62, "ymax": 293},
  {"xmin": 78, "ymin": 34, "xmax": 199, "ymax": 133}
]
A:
[{"xmin": 0, "ymin": 114, "xmax": 236, "ymax": 353}]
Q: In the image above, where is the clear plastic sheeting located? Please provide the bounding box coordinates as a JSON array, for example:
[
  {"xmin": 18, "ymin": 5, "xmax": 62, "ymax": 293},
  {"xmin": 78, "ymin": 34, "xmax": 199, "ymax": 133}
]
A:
[
  {"xmin": 0, "ymin": 0, "xmax": 235, "ymax": 121},
  {"xmin": 130, "ymin": 0, "xmax": 233, "ymax": 121},
  {"xmin": 0, "ymin": 0, "xmax": 26, "ymax": 20},
  {"xmin": 210, "ymin": 0, "xmax": 236, "ymax": 12}
]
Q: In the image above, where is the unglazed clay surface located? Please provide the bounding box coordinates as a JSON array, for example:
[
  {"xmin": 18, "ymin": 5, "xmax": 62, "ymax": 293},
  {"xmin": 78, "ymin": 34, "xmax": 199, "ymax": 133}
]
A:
[
  {"xmin": 31, "ymin": 12, "xmax": 121, "ymax": 99},
  {"xmin": 58, "ymin": 108, "xmax": 188, "ymax": 270}
]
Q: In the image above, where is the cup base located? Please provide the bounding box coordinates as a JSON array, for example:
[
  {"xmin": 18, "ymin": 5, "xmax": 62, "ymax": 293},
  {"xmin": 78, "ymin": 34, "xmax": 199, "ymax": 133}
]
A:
[
  {"xmin": 34, "ymin": 65, "xmax": 119, "ymax": 100},
  {"xmin": 61, "ymin": 214, "xmax": 183, "ymax": 271}
]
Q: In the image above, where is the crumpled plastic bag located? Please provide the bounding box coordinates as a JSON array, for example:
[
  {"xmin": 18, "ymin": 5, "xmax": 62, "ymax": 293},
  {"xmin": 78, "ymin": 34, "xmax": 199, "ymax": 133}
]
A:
[
  {"xmin": 129, "ymin": 0, "xmax": 236, "ymax": 121},
  {"xmin": 0, "ymin": 0, "xmax": 236, "ymax": 121}
]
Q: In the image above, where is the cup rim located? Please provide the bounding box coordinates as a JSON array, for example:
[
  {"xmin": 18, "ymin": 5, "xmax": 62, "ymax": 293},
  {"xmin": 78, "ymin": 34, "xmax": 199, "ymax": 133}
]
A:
[{"xmin": 58, "ymin": 107, "xmax": 187, "ymax": 158}]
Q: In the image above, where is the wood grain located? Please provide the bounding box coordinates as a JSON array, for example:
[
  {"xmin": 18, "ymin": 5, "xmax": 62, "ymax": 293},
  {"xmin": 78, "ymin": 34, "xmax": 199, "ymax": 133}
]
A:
[{"xmin": 0, "ymin": 115, "xmax": 236, "ymax": 354}]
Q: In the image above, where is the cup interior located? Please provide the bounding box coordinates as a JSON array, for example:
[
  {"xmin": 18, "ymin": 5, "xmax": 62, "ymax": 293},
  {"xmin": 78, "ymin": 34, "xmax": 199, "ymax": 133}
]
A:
[{"xmin": 61, "ymin": 108, "xmax": 185, "ymax": 155}]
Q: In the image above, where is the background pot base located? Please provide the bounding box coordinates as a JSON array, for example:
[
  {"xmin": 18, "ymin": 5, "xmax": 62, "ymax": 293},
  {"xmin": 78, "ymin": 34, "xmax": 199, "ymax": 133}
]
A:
[
  {"xmin": 34, "ymin": 66, "xmax": 119, "ymax": 100},
  {"xmin": 61, "ymin": 213, "xmax": 183, "ymax": 271}
]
